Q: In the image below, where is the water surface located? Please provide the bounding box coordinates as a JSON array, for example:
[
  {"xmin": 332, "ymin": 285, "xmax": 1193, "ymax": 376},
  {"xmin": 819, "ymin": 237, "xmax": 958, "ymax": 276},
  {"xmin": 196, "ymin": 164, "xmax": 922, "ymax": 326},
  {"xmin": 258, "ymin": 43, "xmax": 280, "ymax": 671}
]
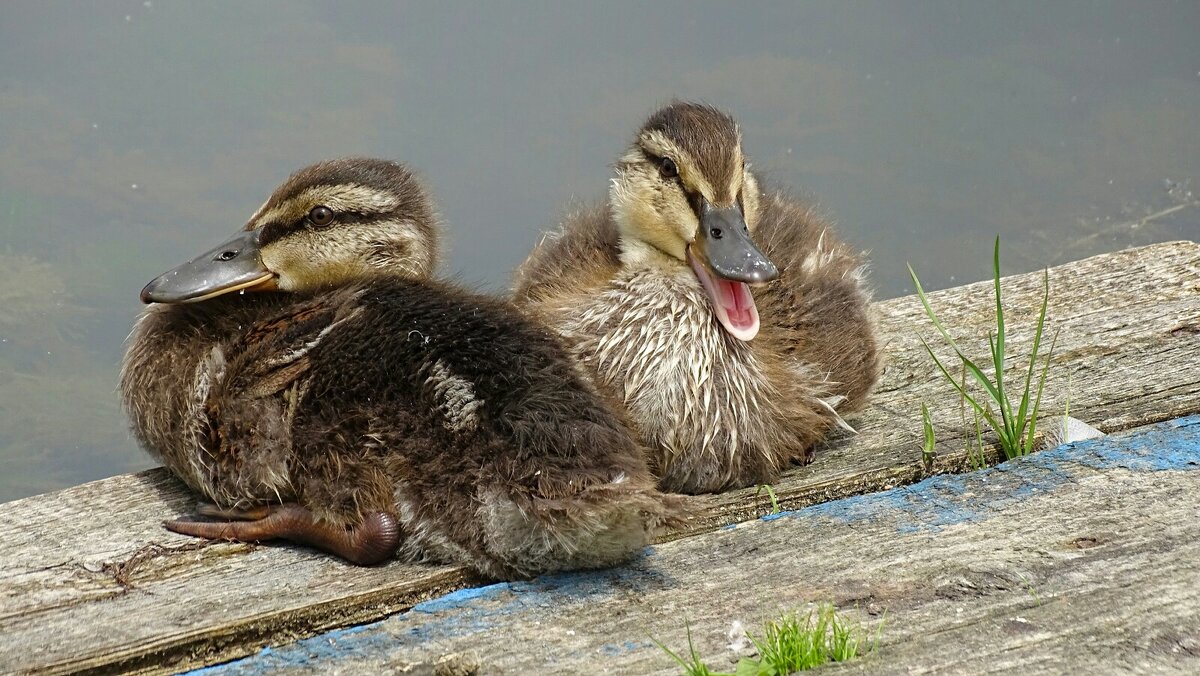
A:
[{"xmin": 1, "ymin": 1, "xmax": 1197, "ymax": 501}]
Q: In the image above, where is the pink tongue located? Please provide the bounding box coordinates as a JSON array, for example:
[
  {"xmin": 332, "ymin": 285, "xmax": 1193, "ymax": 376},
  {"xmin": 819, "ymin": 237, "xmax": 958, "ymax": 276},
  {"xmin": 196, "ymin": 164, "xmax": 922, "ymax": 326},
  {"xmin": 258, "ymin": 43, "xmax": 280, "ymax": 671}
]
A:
[
  {"xmin": 688, "ymin": 250, "xmax": 762, "ymax": 341},
  {"xmin": 715, "ymin": 278, "xmax": 757, "ymax": 331}
]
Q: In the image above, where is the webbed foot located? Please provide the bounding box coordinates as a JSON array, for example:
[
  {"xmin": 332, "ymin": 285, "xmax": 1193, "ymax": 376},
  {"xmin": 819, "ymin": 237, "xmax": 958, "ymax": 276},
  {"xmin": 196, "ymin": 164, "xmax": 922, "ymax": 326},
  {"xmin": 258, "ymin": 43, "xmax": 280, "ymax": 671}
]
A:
[{"xmin": 164, "ymin": 502, "xmax": 400, "ymax": 566}]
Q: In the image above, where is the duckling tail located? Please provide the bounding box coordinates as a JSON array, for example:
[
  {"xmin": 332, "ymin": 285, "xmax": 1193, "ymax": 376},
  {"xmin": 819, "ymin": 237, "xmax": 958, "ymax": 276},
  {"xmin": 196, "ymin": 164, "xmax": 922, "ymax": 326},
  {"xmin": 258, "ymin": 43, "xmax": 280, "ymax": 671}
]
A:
[{"xmin": 477, "ymin": 479, "xmax": 686, "ymax": 579}]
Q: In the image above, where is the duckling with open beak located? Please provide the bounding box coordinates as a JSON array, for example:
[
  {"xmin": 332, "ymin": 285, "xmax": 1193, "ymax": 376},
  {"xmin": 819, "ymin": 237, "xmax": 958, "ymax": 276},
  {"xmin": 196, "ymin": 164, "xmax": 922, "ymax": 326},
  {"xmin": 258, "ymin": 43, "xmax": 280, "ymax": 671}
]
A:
[{"xmin": 514, "ymin": 102, "xmax": 880, "ymax": 494}]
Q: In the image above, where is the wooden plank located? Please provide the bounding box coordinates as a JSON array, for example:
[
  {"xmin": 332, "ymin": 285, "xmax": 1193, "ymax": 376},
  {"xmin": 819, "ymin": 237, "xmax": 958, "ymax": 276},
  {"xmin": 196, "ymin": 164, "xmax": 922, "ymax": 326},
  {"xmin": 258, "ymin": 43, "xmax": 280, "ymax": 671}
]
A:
[
  {"xmin": 0, "ymin": 241, "xmax": 1197, "ymax": 674},
  {"xmin": 193, "ymin": 416, "xmax": 1200, "ymax": 675}
]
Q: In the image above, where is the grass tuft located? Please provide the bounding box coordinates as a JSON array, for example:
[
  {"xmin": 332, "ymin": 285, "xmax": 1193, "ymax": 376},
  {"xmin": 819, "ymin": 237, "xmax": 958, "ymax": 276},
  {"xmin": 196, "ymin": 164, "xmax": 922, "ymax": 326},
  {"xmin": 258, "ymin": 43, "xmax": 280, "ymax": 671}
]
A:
[
  {"xmin": 908, "ymin": 236, "xmax": 1059, "ymax": 461},
  {"xmin": 654, "ymin": 604, "xmax": 878, "ymax": 676}
]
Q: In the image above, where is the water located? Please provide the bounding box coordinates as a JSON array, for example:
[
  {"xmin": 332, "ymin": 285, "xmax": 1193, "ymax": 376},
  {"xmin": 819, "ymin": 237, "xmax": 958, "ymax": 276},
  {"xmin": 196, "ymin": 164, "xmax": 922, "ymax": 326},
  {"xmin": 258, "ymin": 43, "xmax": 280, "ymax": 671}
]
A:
[{"xmin": 1, "ymin": 1, "xmax": 1197, "ymax": 502}]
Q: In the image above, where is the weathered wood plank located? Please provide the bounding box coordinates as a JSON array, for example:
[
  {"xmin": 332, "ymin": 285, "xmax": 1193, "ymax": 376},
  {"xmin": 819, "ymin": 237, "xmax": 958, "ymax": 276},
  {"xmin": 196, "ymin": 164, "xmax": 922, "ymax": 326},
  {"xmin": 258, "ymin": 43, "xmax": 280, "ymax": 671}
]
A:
[
  {"xmin": 0, "ymin": 241, "xmax": 1197, "ymax": 674},
  {"xmin": 196, "ymin": 416, "xmax": 1200, "ymax": 675}
]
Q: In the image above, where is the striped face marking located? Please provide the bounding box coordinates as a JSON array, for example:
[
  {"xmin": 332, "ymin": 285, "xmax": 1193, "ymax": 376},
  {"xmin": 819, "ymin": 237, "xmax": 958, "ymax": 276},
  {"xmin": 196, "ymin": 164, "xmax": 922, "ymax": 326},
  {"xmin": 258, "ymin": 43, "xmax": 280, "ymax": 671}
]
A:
[{"xmin": 248, "ymin": 184, "xmax": 404, "ymax": 231}]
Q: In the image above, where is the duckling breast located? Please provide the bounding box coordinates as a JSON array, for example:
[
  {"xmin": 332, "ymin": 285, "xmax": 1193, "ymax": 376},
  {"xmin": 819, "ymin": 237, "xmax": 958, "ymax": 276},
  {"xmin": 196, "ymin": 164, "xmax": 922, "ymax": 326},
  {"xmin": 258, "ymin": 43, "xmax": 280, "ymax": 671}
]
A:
[{"xmin": 538, "ymin": 267, "xmax": 818, "ymax": 492}]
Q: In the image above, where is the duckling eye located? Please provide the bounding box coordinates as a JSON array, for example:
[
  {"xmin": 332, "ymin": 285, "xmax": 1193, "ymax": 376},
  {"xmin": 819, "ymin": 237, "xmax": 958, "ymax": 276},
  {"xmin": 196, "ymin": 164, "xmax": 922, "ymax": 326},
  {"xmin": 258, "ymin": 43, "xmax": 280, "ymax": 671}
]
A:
[
  {"xmin": 308, "ymin": 205, "xmax": 334, "ymax": 226},
  {"xmin": 710, "ymin": 228, "xmax": 723, "ymax": 239},
  {"xmin": 659, "ymin": 157, "xmax": 679, "ymax": 179}
]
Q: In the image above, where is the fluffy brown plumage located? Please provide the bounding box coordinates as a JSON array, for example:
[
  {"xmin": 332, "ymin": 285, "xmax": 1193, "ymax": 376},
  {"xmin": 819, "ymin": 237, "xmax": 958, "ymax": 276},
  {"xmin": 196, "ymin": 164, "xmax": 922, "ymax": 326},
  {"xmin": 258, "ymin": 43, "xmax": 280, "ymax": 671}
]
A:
[
  {"xmin": 121, "ymin": 158, "xmax": 680, "ymax": 578},
  {"xmin": 513, "ymin": 103, "xmax": 880, "ymax": 494}
]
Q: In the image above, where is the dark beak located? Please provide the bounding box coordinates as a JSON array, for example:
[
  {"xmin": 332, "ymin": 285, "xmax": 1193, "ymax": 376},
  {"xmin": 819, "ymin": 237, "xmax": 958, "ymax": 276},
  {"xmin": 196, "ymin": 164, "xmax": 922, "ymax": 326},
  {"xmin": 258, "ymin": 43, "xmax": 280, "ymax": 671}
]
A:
[
  {"xmin": 140, "ymin": 229, "xmax": 276, "ymax": 304},
  {"xmin": 691, "ymin": 202, "xmax": 779, "ymax": 283}
]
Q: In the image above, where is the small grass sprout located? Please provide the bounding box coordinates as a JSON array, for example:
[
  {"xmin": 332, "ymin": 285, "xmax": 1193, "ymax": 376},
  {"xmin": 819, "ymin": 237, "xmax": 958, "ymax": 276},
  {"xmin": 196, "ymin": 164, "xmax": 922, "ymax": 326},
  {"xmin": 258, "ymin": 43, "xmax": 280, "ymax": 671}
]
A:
[
  {"xmin": 920, "ymin": 403, "xmax": 936, "ymax": 472},
  {"xmin": 652, "ymin": 619, "xmax": 726, "ymax": 676},
  {"xmin": 908, "ymin": 236, "xmax": 1059, "ymax": 461},
  {"xmin": 755, "ymin": 484, "xmax": 781, "ymax": 515},
  {"xmin": 1016, "ymin": 572, "xmax": 1042, "ymax": 607}
]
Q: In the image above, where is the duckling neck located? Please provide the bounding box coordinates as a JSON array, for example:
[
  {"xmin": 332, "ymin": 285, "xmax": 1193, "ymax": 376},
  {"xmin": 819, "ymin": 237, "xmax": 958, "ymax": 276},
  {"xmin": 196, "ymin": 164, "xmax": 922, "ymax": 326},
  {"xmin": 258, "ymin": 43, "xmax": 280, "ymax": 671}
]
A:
[{"xmin": 617, "ymin": 237, "xmax": 689, "ymax": 276}]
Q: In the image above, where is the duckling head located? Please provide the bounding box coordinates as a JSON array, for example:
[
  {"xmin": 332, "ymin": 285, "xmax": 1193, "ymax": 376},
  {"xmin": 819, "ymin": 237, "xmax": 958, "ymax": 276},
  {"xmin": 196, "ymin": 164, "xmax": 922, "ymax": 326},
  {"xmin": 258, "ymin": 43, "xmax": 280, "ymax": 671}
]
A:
[
  {"xmin": 141, "ymin": 158, "xmax": 439, "ymax": 304},
  {"xmin": 609, "ymin": 102, "xmax": 778, "ymax": 341}
]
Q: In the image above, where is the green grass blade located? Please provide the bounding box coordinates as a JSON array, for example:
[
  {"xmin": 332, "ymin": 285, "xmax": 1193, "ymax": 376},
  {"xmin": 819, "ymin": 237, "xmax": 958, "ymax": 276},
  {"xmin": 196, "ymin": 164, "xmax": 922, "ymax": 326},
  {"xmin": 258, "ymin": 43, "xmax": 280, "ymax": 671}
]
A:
[
  {"xmin": 988, "ymin": 332, "xmax": 1016, "ymax": 447},
  {"xmin": 651, "ymin": 619, "xmax": 732, "ymax": 676},
  {"xmin": 907, "ymin": 264, "xmax": 972, "ymax": 359},
  {"xmin": 991, "ymin": 236, "xmax": 1012, "ymax": 434},
  {"xmin": 650, "ymin": 635, "xmax": 689, "ymax": 670},
  {"xmin": 733, "ymin": 658, "xmax": 769, "ymax": 676},
  {"xmin": 1016, "ymin": 268, "xmax": 1051, "ymax": 443},
  {"xmin": 955, "ymin": 348, "xmax": 1006, "ymax": 418},
  {"xmin": 910, "ymin": 261, "xmax": 1009, "ymax": 422},
  {"xmin": 921, "ymin": 403, "xmax": 935, "ymax": 453},
  {"xmin": 756, "ymin": 484, "xmax": 781, "ymax": 515},
  {"xmin": 912, "ymin": 325, "xmax": 1004, "ymax": 417},
  {"xmin": 917, "ymin": 335, "xmax": 1001, "ymax": 432},
  {"xmin": 1024, "ymin": 327, "xmax": 1060, "ymax": 454},
  {"xmin": 973, "ymin": 405, "xmax": 988, "ymax": 466}
]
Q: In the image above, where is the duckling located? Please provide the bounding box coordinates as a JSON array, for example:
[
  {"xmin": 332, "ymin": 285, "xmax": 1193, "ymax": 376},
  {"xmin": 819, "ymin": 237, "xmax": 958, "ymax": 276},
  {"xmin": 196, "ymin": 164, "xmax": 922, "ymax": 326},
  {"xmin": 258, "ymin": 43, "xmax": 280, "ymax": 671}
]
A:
[
  {"xmin": 120, "ymin": 158, "xmax": 679, "ymax": 578},
  {"xmin": 513, "ymin": 102, "xmax": 880, "ymax": 494}
]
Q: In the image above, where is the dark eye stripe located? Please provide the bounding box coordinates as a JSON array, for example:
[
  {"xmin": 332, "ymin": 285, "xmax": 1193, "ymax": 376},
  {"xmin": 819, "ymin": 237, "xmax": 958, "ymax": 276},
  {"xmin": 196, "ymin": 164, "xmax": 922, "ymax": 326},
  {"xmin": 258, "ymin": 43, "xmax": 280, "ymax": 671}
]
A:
[
  {"xmin": 639, "ymin": 148, "xmax": 706, "ymax": 213},
  {"xmin": 257, "ymin": 209, "xmax": 403, "ymax": 246}
]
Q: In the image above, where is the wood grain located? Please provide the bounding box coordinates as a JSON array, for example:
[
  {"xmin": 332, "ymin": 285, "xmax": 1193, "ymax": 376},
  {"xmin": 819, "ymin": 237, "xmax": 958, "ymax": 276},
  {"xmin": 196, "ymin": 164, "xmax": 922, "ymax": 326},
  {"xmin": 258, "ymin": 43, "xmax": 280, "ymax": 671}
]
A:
[{"xmin": 0, "ymin": 241, "xmax": 1197, "ymax": 674}]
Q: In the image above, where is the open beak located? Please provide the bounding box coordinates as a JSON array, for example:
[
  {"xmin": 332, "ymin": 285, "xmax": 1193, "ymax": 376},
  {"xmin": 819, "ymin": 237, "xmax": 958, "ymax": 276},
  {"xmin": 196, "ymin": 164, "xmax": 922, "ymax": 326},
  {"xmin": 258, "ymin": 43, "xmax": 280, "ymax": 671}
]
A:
[
  {"xmin": 686, "ymin": 202, "xmax": 779, "ymax": 342},
  {"xmin": 140, "ymin": 229, "xmax": 277, "ymax": 304}
]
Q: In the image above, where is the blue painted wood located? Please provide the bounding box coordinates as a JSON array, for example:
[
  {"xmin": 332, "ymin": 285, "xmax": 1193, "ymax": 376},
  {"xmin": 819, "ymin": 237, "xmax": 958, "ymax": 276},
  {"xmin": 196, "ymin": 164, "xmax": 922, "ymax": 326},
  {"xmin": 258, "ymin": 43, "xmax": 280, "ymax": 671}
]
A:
[{"xmin": 187, "ymin": 415, "xmax": 1200, "ymax": 674}]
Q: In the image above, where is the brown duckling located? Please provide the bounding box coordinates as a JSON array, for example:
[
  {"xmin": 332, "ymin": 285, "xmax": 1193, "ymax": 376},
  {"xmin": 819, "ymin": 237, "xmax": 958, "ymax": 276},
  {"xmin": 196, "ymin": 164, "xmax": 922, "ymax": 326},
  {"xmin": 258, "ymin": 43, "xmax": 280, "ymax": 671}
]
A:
[
  {"xmin": 513, "ymin": 102, "xmax": 880, "ymax": 494},
  {"xmin": 120, "ymin": 158, "xmax": 679, "ymax": 578}
]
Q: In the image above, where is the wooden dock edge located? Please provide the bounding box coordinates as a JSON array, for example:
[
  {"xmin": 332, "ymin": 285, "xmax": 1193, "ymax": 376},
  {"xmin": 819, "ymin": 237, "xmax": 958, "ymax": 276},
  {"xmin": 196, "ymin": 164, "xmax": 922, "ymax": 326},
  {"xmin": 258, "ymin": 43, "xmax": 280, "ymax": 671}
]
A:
[{"xmin": 0, "ymin": 240, "xmax": 1197, "ymax": 674}]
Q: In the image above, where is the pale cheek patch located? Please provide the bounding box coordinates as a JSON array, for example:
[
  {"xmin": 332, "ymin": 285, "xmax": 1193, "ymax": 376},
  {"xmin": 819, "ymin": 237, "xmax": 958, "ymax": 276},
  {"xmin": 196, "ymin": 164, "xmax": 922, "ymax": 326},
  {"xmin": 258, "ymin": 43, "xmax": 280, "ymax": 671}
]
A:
[
  {"xmin": 611, "ymin": 167, "xmax": 695, "ymax": 263},
  {"xmin": 260, "ymin": 234, "xmax": 340, "ymax": 291},
  {"xmin": 261, "ymin": 221, "xmax": 430, "ymax": 290}
]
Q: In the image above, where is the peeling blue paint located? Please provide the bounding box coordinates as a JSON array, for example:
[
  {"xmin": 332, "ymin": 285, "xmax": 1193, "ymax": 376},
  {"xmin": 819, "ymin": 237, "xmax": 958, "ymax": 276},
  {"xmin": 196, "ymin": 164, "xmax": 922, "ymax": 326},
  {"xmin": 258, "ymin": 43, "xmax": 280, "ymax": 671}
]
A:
[
  {"xmin": 760, "ymin": 415, "xmax": 1200, "ymax": 534},
  {"xmin": 599, "ymin": 640, "xmax": 649, "ymax": 656},
  {"xmin": 183, "ymin": 622, "xmax": 391, "ymax": 676},
  {"xmin": 410, "ymin": 582, "xmax": 509, "ymax": 613},
  {"xmin": 183, "ymin": 563, "xmax": 674, "ymax": 674},
  {"xmin": 189, "ymin": 415, "xmax": 1200, "ymax": 674}
]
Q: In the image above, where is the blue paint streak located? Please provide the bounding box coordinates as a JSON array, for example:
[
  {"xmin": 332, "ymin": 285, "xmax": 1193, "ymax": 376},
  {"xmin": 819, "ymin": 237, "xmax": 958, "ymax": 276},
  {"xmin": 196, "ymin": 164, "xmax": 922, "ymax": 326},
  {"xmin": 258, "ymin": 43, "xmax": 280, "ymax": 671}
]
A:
[
  {"xmin": 185, "ymin": 562, "xmax": 670, "ymax": 675},
  {"xmin": 184, "ymin": 622, "xmax": 391, "ymax": 676},
  {"xmin": 762, "ymin": 415, "xmax": 1200, "ymax": 534},
  {"xmin": 410, "ymin": 582, "xmax": 509, "ymax": 613},
  {"xmin": 188, "ymin": 415, "xmax": 1200, "ymax": 674},
  {"xmin": 599, "ymin": 639, "xmax": 649, "ymax": 656}
]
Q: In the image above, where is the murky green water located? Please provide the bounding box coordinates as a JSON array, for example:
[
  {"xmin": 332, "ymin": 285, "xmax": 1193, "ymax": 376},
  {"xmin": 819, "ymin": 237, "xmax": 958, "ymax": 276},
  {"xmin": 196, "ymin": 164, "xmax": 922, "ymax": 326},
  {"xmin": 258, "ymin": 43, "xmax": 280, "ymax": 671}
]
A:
[{"xmin": 1, "ymin": 1, "xmax": 1197, "ymax": 502}]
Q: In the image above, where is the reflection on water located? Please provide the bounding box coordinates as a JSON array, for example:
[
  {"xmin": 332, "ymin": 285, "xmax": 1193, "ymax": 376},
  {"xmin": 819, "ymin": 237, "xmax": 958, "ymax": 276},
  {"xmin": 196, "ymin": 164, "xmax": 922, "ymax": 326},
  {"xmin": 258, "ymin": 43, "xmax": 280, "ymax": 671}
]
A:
[{"xmin": 1, "ymin": 1, "xmax": 1197, "ymax": 501}]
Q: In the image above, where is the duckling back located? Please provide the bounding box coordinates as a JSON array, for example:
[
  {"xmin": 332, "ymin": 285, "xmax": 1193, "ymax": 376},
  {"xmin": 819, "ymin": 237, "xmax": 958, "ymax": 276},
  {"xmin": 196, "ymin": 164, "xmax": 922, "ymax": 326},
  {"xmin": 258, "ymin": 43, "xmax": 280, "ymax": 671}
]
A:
[{"xmin": 285, "ymin": 280, "xmax": 679, "ymax": 578}]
